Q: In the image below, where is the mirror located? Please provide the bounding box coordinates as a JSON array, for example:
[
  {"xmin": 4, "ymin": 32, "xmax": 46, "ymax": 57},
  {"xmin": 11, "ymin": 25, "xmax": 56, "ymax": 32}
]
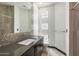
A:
[{"xmin": 0, "ymin": 2, "xmax": 33, "ymax": 35}]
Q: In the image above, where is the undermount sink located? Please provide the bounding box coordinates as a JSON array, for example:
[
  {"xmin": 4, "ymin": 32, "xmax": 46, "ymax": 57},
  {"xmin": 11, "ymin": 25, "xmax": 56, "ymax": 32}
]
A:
[
  {"xmin": 30, "ymin": 36, "xmax": 39, "ymax": 39},
  {"xmin": 17, "ymin": 39, "xmax": 36, "ymax": 45}
]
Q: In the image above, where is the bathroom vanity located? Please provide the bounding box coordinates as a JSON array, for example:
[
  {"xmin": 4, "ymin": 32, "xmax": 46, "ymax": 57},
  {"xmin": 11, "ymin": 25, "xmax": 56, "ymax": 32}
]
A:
[{"xmin": 0, "ymin": 36, "xmax": 43, "ymax": 56}]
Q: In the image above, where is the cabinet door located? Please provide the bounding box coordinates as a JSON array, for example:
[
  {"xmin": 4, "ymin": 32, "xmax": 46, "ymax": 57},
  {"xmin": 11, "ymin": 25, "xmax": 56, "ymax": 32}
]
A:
[
  {"xmin": 35, "ymin": 39, "xmax": 43, "ymax": 56},
  {"xmin": 22, "ymin": 46, "xmax": 34, "ymax": 56}
]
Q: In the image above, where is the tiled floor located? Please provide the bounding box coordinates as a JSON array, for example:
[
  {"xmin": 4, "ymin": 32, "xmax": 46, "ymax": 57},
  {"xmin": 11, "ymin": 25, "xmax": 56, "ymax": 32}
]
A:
[{"xmin": 42, "ymin": 47, "xmax": 65, "ymax": 56}]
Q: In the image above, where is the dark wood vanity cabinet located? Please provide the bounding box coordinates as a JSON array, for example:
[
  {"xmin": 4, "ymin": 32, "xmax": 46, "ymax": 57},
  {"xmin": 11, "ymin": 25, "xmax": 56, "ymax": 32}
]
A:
[
  {"xmin": 22, "ymin": 38, "xmax": 43, "ymax": 56},
  {"xmin": 34, "ymin": 39, "xmax": 43, "ymax": 56},
  {"xmin": 0, "ymin": 36, "xmax": 43, "ymax": 56}
]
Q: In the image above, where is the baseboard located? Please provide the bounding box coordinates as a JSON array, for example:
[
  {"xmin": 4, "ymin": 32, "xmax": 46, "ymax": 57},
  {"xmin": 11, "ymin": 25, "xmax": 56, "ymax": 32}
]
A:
[
  {"xmin": 48, "ymin": 46, "xmax": 55, "ymax": 48},
  {"xmin": 48, "ymin": 46, "xmax": 67, "ymax": 56}
]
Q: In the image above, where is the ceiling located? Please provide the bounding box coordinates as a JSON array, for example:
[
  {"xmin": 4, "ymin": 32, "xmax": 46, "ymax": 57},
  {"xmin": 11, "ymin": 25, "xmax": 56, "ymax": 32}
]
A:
[
  {"xmin": 0, "ymin": 2, "xmax": 33, "ymax": 9},
  {"xmin": 0, "ymin": 2, "xmax": 56, "ymax": 9},
  {"xmin": 36, "ymin": 2, "xmax": 56, "ymax": 7}
]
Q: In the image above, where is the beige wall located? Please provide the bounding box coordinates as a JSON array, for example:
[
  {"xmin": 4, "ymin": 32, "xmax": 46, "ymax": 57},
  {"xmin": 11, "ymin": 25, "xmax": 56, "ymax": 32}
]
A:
[{"xmin": 0, "ymin": 4, "xmax": 14, "ymax": 34}]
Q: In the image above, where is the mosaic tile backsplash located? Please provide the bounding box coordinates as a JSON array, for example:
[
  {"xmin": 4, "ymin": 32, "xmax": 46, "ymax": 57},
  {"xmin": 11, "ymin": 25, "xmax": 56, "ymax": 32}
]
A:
[{"xmin": 0, "ymin": 32, "xmax": 31, "ymax": 47}]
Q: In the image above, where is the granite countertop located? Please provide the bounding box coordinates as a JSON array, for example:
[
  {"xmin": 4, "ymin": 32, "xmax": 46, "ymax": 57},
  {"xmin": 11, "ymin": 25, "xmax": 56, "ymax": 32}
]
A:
[{"xmin": 0, "ymin": 36, "xmax": 43, "ymax": 56}]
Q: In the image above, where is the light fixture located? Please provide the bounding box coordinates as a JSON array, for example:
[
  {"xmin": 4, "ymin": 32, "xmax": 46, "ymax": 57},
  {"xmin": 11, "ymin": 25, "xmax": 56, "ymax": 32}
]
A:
[{"xmin": 39, "ymin": 2, "xmax": 43, "ymax": 4}]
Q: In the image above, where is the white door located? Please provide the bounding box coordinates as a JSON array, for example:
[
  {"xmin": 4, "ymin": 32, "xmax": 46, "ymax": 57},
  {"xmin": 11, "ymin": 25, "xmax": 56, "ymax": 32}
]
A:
[
  {"xmin": 54, "ymin": 3, "xmax": 67, "ymax": 53},
  {"xmin": 38, "ymin": 3, "xmax": 68, "ymax": 53}
]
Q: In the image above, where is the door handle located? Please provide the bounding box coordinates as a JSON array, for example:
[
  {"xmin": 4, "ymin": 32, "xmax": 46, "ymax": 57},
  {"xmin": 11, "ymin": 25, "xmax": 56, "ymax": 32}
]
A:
[
  {"xmin": 55, "ymin": 29, "xmax": 68, "ymax": 32},
  {"xmin": 65, "ymin": 29, "xmax": 68, "ymax": 32},
  {"xmin": 64, "ymin": 29, "xmax": 68, "ymax": 32}
]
